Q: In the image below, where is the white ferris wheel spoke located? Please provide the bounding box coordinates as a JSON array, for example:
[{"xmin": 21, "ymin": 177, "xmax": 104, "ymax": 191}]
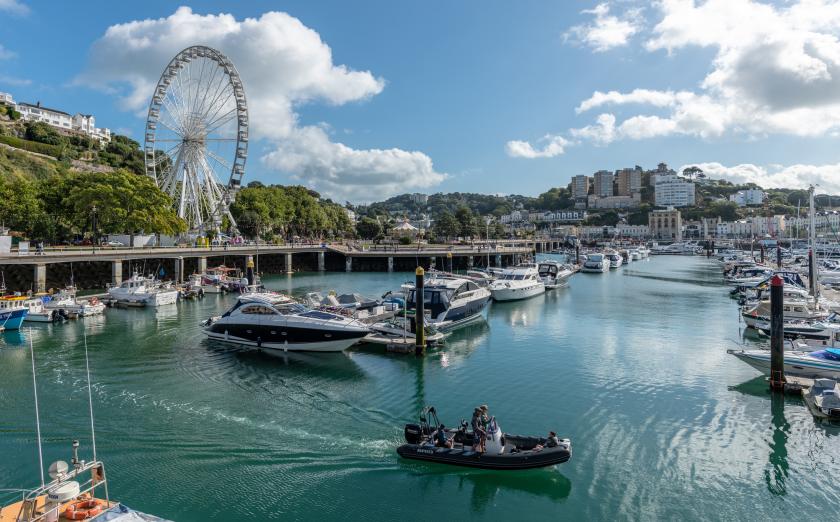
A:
[{"xmin": 144, "ymin": 46, "xmax": 248, "ymax": 233}]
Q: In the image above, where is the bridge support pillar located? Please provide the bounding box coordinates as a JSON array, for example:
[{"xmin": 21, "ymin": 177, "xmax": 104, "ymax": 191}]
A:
[
  {"xmin": 197, "ymin": 257, "xmax": 207, "ymax": 274},
  {"xmin": 495, "ymin": 254, "xmax": 502, "ymax": 267},
  {"xmin": 468, "ymin": 256, "xmax": 474, "ymax": 268},
  {"xmin": 34, "ymin": 264, "xmax": 46, "ymax": 293},
  {"xmin": 285, "ymin": 253, "xmax": 293, "ymax": 274},
  {"xmin": 318, "ymin": 251, "xmax": 325, "ymax": 271},
  {"xmin": 174, "ymin": 256, "xmax": 183, "ymax": 283},
  {"xmin": 387, "ymin": 257, "xmax": 394, "ymax": 272},
  {"xmin": 345, "ymin": 257, "xmax": 353, "ymax": 272},
  {"xmin": 430, "ymin": 256, "xmax": 436, "ymax": 269},
  {"xmin": 111, "ymin": 259, "xmax": 122, "ymax": 286}
]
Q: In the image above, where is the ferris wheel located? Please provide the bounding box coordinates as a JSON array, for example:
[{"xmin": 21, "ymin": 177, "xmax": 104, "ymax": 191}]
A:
[{"xmin": 144, "ymin": 45, "xmax": 248, "ymax": 234}]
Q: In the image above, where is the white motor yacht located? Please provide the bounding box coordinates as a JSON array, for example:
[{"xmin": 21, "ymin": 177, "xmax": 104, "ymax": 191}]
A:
[
  {"xmin": 44, "ymin": 288, "xmax": 106, "ymax": 318},
  {"xmin": 107, "ymin": 273, "xmax": 178, "ymax": 307},
  {"xmin": 605, "ymin": 252, "xmax": 623, "ymax": 269},
  {"xmin": 741, "ymin": 297, "xmax": 829, "ymax": 328},
  {"xmin": 537, "ymin": 260, "xmax": 574, "ymax": 289},
  {"xmin": 203, "ymin": 294, "xmax": 369, "ymax": 352},
  {"xmin": 405, "ymin": 275, "xmax": 492, "ymax": 331},
  {"xmin": 729, "ymin": 347, "xmax": 840, "ymax": 379},
  {"xmin": 489, "ymin": 266, "xmax": 546, "ymax": 301},
  {"xmin": 580, "ymin": 253, "xmax": 610, "ymax": 273}
]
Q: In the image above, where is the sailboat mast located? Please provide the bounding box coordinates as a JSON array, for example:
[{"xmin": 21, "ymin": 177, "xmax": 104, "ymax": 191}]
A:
[{"xmin": 809, "ymin": 185, "xmax": 819, "ymax": 298}]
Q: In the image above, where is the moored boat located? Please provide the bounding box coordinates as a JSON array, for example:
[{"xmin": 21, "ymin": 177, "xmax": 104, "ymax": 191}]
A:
[
  {"xmin": 580, "ymin": 253, "xmax": 609, "ymax": 273},
  {"xmin": 728, "ymin": 347, "xmax": 840, "ymax": 379},
  {"xmin": 202, "ymin": 293, "xmax": 370, "ymax": 353},
  {"xmin": 397, "ymin": 407, "xmax": 572, "ymax": 470},
  {"xmin": 489, "ymin": 266, "xmax": 545, "ymax": 301},
  {"xmin": 405, "ymin": 274, "xmax": 491, "ymax": 332}
]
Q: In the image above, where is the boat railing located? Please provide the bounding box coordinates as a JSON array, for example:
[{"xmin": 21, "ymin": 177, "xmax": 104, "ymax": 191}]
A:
[{"xmin": 15, "ymin": 460, "xmax": 111, "ymax": 522}]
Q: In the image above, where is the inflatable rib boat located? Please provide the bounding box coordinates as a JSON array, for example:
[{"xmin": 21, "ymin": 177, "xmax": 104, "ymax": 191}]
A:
[{"xmin": 397, "ymin": 406, "xmax": 571, "ymax": 470}]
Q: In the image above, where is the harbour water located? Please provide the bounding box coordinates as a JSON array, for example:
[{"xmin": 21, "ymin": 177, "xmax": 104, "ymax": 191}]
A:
[{"xmin": 1, "ymin": 256, "xmax": 839, "ymax": 520}]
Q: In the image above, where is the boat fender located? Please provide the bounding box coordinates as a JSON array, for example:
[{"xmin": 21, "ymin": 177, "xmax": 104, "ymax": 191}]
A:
[{"xmin": 257, "ymin": 336, "xmax": 262, "ymax": 348}]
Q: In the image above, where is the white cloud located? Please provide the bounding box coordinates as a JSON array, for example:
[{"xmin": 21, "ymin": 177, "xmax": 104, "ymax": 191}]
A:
[
  {"xmin": 575, "ymin": 88, "xmax": 691, "ymax": 113},
  {"xmin": 263, "ymin": 126, "xmax": 446, "ymax": 202},
  {"xmin": 0, "ymin": 44, "xmax": 14, "ymax": 60},
  {"xmin": 505, "ymin": 134, "xmax": 569, "ymax": 158},
  {"xmin": 0, "ymin": 0, "xmax": 28, "ymax": 15},
  {"xmin": 570, "ymin": 113, "xmax": 616, "ymax": 144},
  {"xmin": 565, "ymin": 3, "xmax": 641, "ymax": 52},
  {"xmin": 678, "ymin": 161, "xmax": 840, "ymax": 194},
  {"xmin": 0, "ymin": 75, "xmax": 31, "ymax": 86},
  {"xmin": 78, "ymin": 7, "xmax": 445, "ymax": 201},
  {"xmin": 568, "ymin": 0, "xmax": 840, "ymax": 144}
]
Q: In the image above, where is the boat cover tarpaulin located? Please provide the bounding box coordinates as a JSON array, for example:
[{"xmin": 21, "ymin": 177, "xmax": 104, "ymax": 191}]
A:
[
  {"xmin": 754, "ymin": 272, "xmax": 806, "ymax": 290},
  {"xmin": 99, "ymin": 505, "xmax": 173, "ymax": 522}
]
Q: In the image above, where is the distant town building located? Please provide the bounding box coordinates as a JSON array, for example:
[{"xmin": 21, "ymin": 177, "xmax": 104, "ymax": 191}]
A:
[
  {"xmin": 729, "ymin": 189, "xmax": 765, "ymax": 207},
  {"xmin": 649, "ymin": 207, "xmax": 682, "ymax": 241},
  {"xmin": 593, "ymin": 170, "xmax": 614, "ymax": 197},
  {"xmin": 500, "ymin": 209, "xmax": 586, "ymax": 224},
  {"xmin": 571, "ymin": 175, "xmax": 590, "ymax": 199},
  {"xmin": 17, "ymin": 101, "xmax": 73, "ymax": 130},
  {"xmin": 753, "ymin": 215, "xmax": 785, "ymax": 236},
  {"xmin": 0, "ymin": 92, "xmax": 14, "ymax": 106},
  {"xmin": 587, "ymin": 193, "xmax": 641, "ymax": 209},
  {"xmin": 615, "ymin": 167, "xmax": 642, "ymax": 196},
  {"xmin": 655, "ymin": 173, "xmax": 696, "ymax": 207},
  {"xmin": 647, "ymin": 162, "xmax": 676, "ymax": 187},
  {"xmin": 616, "ymin": 224, "xmax": 650, "ymax": 238},
  {"xmin": 411, "ymin": 193, "xmax": 428, "ymax": 205},
  {"xmin": 344, "ymin": 208, "xmax": 356, "ymax": 223},
  {"xmin": 702, "ymin": 217, "xmax": 720, "ymax": 238}
]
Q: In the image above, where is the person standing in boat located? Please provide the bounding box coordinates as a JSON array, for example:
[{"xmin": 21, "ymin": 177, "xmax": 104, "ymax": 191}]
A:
[
  {"xmin": 471, "ymin": 408, "xmax": 486, "ymax": 453},
  {"xmin": 480, "ymin": 405, "xmax": 490, "ymax": 430}
]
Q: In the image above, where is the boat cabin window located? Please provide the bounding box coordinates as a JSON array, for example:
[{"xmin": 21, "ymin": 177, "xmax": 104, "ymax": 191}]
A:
[
  {"xmin": 300, "ymin": 310, "xmax": 343, "ymax": 321},
  {"xmin": 240, "ymin": 305, "xmax": 278, "ymax": 315}
]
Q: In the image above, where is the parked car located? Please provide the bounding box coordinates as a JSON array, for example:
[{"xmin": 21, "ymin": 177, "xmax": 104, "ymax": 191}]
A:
[{"xmin": 106, "ymin": 240, "xmax": 125, "ymax": 247}]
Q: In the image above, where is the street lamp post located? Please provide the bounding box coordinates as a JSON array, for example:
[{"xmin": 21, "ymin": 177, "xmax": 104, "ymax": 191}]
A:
[
  {"xmin": 91, "ymin": 205, "xmax": 98, "ymax": 253},
  {"xmin": 484, "ymin": 216, "xmax": 493, "ymax": 267}
]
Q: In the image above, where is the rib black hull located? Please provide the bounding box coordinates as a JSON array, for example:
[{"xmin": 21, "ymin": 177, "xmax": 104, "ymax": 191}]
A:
[{"xmin": 397, "ymin": 443, "xmax": 571, "ymax": 470}]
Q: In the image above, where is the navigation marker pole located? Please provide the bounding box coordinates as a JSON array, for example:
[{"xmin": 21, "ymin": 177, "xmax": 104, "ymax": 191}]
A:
[
  {"xmin": 769, "ymin": 275, "xmax": 786, "ymax": 391},
  {"xmin": 415, "ymin": 267, "xmax": 425, "ymax": 356}
]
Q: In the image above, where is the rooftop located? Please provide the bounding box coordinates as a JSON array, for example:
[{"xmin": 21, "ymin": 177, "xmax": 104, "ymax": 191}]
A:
[{"xmin": 17, "ymin": 101, "xmax": 71, "ymax": 117}]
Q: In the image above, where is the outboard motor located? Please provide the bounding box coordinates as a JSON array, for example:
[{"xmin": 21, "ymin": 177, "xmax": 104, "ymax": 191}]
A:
[
  {"xmin": 484, "ymin": 418, "xmax": 505, "ymax": 455},
  {"xmin": 404, "ymin": 423, "xmax": 422, "ymax": 444}
]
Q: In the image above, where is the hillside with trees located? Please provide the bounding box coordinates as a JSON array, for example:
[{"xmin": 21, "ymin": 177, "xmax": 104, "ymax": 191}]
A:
[{"xmin": 230, "ymin": 182, "xmax": 354, "ymax": 241}]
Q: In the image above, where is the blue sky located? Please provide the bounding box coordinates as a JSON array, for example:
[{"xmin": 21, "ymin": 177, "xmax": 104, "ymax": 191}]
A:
[{"xmin": 2, "ymin": 0, "xmax": 840, "ymax": 201}]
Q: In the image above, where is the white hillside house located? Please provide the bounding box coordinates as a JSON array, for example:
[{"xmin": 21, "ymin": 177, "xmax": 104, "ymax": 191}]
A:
[{"xmin": 16, "ymin": 102, "xmax": 73, "ymax": 130}]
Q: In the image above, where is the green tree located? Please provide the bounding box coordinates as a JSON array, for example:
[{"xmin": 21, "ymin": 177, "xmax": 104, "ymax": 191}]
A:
[
  {"xmin": 434, "ymin": 210, "xmax": 460, "ymax": 241},
  {"xmin": 65, "ymin": 170, "xmax": 187, "ymax": 238},
  {"xmin": 25, "ymin": 122, "xmax": 65, "ymax": 146},
  {"xmin": 356, "ymin": 217, "xmax": 383, "ymax": 239},
  {"xmin": 455, "ymin": 205, "xmax": 477, "ymax": 238}
]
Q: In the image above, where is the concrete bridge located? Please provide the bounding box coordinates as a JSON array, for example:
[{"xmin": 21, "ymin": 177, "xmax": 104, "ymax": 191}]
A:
[{"xmin": 0, "ymin": 240, "xmax": 568, "ymax": 292}]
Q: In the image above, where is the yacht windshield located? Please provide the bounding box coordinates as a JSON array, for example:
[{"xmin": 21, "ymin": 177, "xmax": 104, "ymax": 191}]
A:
[{"xmin": 275, "ymin": 303, "xmax": 308, "ymax": 315}]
